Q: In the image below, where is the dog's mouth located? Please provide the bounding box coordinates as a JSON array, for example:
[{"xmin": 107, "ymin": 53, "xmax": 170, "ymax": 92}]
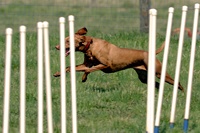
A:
[
  {"xmin": 55, "ymin": 45, "xmax": 70, "ymax": 56},
  {"xmin": 66, "ymin": 48, "xmax": 70, "ymax": 56}
]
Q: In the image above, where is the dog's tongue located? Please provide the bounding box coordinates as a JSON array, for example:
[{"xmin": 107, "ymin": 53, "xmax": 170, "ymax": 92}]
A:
[{"xmin": 66, "ymin": 50, "xmax": 70, "ymax": 56}]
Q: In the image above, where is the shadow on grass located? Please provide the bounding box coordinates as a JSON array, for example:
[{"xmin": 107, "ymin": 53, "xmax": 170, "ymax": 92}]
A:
[
  {"xmin": 93, "ymin": 87, "xmax": 119, "ymax": 93},
  {"xmin": 86, "ymin": 86, "xmax": 119, "ymax": 93}
]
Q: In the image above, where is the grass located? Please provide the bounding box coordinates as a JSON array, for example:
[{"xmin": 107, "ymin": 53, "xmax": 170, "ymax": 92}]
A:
[
  {"xmin": 0, "ymin": 1, "xmax": 139, "ymax": 35},
  {"xmin": 0, "ymin": 0, "xmax": 199, "ymax": 35},
  {"xmin": 0, "ymin": 29, "xmax": 200, "ymax": 132},
  {"xmin": 0, "ymin": 1, "xmax": 200, "ymax": 132}
]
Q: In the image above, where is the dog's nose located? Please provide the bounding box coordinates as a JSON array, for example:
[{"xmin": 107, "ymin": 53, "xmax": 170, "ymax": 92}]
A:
[{"xmin": 55, "ymin": 45, "xmax": 60, "ymax": 50}]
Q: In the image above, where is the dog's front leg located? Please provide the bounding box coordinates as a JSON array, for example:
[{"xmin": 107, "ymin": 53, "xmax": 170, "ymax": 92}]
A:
[
  {"xmin": 82, "ymin": 64, "xmax": 109, "ymax": 82},
  {"xmin": 82, "ymin": 72, "xmax": 90, "ymax": 82},
  {"xmin": 84, "ymin": 64, "xmax": 109, "ymax": 73},
  {"xmin": 53, "ymin": 64, "xmax": 90, "ymax": 77}
]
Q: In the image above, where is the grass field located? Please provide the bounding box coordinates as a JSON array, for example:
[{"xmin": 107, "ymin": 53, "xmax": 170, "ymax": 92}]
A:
[
  {"xmin": 1, "ymin": 1, "xmax": 200, "ymax": 132},
  {"xmin": 0, "ymin": 28, "xmax": 200, "ymax": 132},
  {"xmin": 0, "ymin": 0, "xmax": 199, "ymax": 35}
]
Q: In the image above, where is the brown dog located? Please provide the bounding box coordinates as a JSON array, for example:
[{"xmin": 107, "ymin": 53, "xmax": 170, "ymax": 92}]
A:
[{"xmin": 54, "ymin": 27, "xmax": 184, "ymax": 91}]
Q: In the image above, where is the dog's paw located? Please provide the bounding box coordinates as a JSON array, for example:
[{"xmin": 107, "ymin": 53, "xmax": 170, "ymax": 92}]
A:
[
  {"xmin": 82, "ymin": 73, "xmax": 89, "ymax": 82},
  {"xmin": 82, "ymin": 78, "xmax": 87, "ymax": 82},
  {"xmin": 82, "ymin": 75, "xmax": 87, "ymax": 82},
  {"xmin": 53, "ymin": 72, "xmax": 61, "ymax": 77}
]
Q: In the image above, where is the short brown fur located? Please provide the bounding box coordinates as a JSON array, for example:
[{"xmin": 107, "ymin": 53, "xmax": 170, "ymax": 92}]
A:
[{"xmin": 54, "ymin": 27, "xmax": 184, "ymax": 91}]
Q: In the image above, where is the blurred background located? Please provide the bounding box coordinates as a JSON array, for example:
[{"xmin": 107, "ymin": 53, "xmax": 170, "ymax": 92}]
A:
[
  {"xmin": 0, "ymin": 1, "xmax": 200, "ymax": 132},
  {"xmin": 0, "ymin": 0, "xmax": 199, "ymax": 35}
]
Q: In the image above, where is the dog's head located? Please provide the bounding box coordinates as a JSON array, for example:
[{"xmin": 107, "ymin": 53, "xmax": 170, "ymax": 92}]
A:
[{"xmin": 55, "ymin": 27, "xmax": 93, "ymax": 56}]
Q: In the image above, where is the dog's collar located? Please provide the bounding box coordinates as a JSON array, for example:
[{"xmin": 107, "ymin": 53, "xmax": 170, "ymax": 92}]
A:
[{"xmin": 83, "ymin": 42, "xmax": 90, "ymax": 52}]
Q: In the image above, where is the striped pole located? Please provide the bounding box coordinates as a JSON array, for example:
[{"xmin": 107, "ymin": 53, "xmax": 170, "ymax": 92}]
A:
[
  {"xmin": 68, "ymin": 15, "xmax": 78, "ymax": 133},
  {"xmin": 43, "ymin": 21, "xmax": 54, "ymax": 133},
  {"xmin": 170, "ymin": 6, "xmax": 188, "ymax": 128},
  {"xmin": 19, "ymin": 25, "xmax": 26, "ymax": 133},
  {"xmin": 154, "ymin": 7, "xmax": 174, "ymax": 133},
  {"xmin": 2, "ymin": 28, "xmax": 13, "ymax": 133},
  {"xmin": 146, "ymin": 9, "xmax": 157, "ymax": 133},
  {"xmin": 37, "ymin": 22, "xmax": 44, "ymax": 133},
  {"xmin": 183, "ymin": 3, "xmax": 199, "ymax": 132},
  {"xmin": 59, "ymin": 17, "xmax": 66, "ymax": 133}
]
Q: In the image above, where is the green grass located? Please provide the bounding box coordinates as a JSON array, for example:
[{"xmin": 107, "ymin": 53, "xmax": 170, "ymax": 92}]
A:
[
  {"xmin": 0, "ymin": 2, "xmax": 139, "ymax": 35},
  {"xmin": 0, "ymin": 29, "xmax": 200, "ymax": 132},
  {"xmin": 0, "ymin": 1, "xmax": 198, "ymax": 35},
  {"xmin": 0, "ymin": 1, "xmax": 200, "ymax": 132}
]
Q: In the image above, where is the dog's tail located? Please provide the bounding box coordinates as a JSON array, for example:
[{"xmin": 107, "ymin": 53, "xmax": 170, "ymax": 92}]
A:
[
  {"xmin": 172, "ymin": 27, "xmax": 192, "ymax": 38},
  {"xmin": 156, "ymin": 41, "xmax": 165, "ymax": 55}
]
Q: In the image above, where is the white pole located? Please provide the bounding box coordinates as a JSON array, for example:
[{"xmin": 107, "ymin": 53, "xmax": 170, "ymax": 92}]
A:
[
  {"xmin": 146, "ymin": 9, "xmax": 157, "ymax": 133},
  {"xmin": 183, "ymin": 3, "xmax": 199, "ymax": 132},
  {"xmin": 68, "ymin": 15, "xmax": 78, "ymax": 133},
  {"xmin": 170, "ymin": 6, "xmax": 188, "ymax": 128},
  {"xmin": 154, "ymin": 7, "xmax": 174, "ymax": 133},
  {"xmin": 2, "ymin": 28, "xmax": 13, "ymax": 133},
  {"xmin": 59, "ymin": 17, "xmax": 66, "ymax": 133},
  {"xmin": 19, "ymin": 25, "xmax": 26, "ymax": 133},
  {"xmin": 37, "ymin": 22, "xmax": 44, "ymax": 133},
  {"xmin": 43, "ymin": 21, "xmax": 54, "ymax": 133}
]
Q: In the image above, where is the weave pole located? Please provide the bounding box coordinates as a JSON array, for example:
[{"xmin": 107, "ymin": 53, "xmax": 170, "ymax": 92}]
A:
[
  {"xmin": 154, "ymin": 7, "xmax": 174, "ymax": 133},
  {"xmin": 59, "ymin": 17, "xmax": 66, "ymax": 133},
  {"xmin": 19, "ymin": 26, "xmax": 26, "ymax": 133},
  {"xmin": 146, "ymin": 9, "xmax": 157, "ymax": 133},
  {"xmin": 170, "ymin": 6, "xmax": 188, "ymax": 128},
  {"xmin": 183, "ymin": 3, "xmax": 200, "ymax": 132},
  {"xmin": 68, "ymin": 15, "xmax": 78, "ymax": 133},
  {"xmin": 37, "ymin": 22, "xmax": 44, "ymax": 133},
  {"xmin": 43, "ymin": 21, "xmax": 54, "ymax": 133},
  {"xmin": 2, "ymin": 28, "xmax": 13, "ymax": 133}
]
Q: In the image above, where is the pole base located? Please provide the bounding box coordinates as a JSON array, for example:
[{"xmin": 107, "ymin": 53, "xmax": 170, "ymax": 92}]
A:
[
  {"xmin": 154, "ymin": 126, "xmax": 159, "ymax": 133},
  {"xmin": 170, "ymin": 123, "xmax": 174, "ymax": 128},
  {"xmin": 183, "ymin": 119, "xmax": 189, "ymax": 133}
]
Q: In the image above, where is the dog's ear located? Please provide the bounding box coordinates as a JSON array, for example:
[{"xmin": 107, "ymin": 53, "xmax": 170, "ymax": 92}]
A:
[
  {"xmin": 75, "ymin": 27, "xmax": 88, "ymax": 35},
  {"xmin": 79, "ymin": 36, "xmax": 93, "ymax": 45},
  {"xmin": 87, "ymin": 37, "xmax": 93, "ymax": 44},
  {"xmin": 84, "ymin": 37, "xmax": 93, "ymax": 45},
  {"xmin": 80, "ymin": 36, "xmax": 86, "ymax": 43}
]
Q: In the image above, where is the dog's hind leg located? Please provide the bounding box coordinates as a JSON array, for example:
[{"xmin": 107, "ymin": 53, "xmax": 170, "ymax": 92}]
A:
[
  {"xmin": 134, "ymin": 68, "xmax": 160, "ymax": 89},
  {"xmin": 156, "ymin": 72, "xmax": 184, "ymax": 92},
  {"xmin": 154, "ymin": 59, "xmax": 184, "ymax": 92}
]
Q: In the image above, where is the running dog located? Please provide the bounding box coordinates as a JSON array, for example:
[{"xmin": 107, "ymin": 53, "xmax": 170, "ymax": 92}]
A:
[{"xmin": 54, "ymin": 27, "xmax": 184, "ymax": 91}]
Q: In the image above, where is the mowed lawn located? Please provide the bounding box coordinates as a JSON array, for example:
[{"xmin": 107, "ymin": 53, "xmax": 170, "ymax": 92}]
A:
[
  {"xmin": 0, "ymin": 1, "xmax": 200, "ymax": 132},
  {"xmin": 0, "ymin": 29, "xmax": 200, "ymax": 132}
]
